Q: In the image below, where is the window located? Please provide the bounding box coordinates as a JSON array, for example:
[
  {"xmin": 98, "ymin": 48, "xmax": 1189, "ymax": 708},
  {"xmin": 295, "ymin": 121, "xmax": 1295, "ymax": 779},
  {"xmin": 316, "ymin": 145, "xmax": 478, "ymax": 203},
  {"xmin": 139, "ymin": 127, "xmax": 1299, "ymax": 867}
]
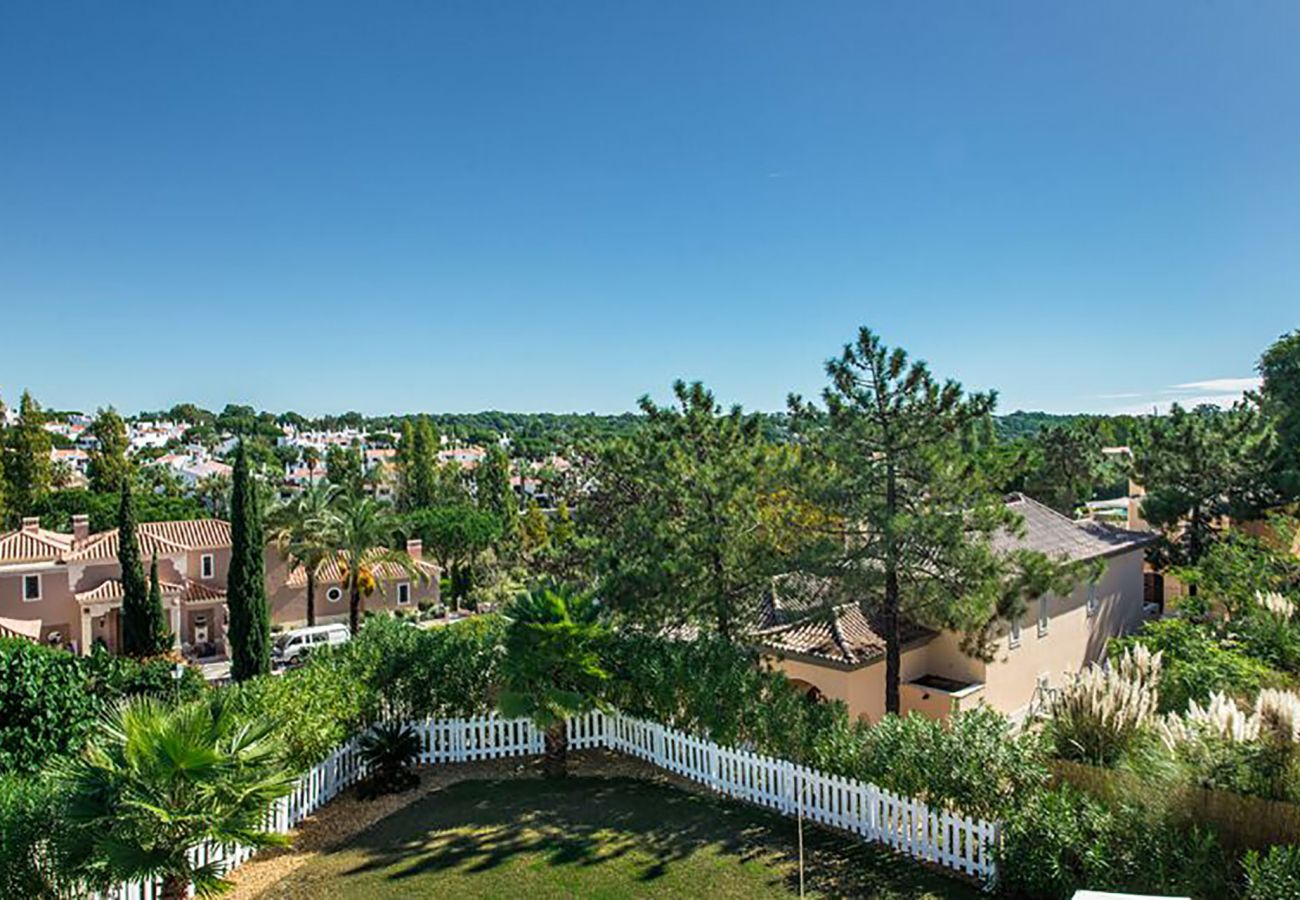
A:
[
  {"xmin": 397, "ymin": 583, "xmax": 411, "ymax": 606},
  {"xmin": 23, "ymin": 575, "xmax": 41, "ymax": 602},
  {"xmin": 1037, "ymin": 596, "xmax": 1049, "ymax": 638},
  {"xmin": 1009, "ymin": 616, "xmax": 1021, "ymax": 649},
  {"xmin": 1086, "ymin": 583, "xmax": 1099, "ymax": 618},
  {"xmin": 201, "ymin": 554, "xmax": 215, "ymax": 579},
  {"xmin": 326, "ymin": 586, "xmax": 342, "ymax": 603}
]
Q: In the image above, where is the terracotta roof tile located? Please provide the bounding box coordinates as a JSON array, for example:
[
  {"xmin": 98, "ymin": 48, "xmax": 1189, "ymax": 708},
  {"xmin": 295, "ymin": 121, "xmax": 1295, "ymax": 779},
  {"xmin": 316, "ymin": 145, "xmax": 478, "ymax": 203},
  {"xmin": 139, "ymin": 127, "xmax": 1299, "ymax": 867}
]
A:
[{"xmin": 0, "ymin": 527, "xmax": 75, "ymax": 564}]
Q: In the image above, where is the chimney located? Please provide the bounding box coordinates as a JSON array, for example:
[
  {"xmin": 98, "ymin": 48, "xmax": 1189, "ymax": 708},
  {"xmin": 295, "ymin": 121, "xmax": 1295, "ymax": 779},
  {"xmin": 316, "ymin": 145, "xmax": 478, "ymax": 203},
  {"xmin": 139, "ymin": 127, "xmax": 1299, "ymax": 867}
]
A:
[
  {"xmin": 406, "ymin": 538, "xmax": 422, "ymax": 561},
  {"xmin": 72, "ymin": 514, "xmax": 90, "ymax": 544},
  {"xmin": 20, "ymin": 516, "xmax": 40, "ymax": 533}
]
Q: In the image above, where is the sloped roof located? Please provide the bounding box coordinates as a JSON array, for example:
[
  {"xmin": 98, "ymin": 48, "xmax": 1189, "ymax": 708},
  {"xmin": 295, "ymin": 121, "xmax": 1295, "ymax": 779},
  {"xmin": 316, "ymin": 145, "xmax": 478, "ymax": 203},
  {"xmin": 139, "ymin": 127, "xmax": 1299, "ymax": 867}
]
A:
[
  {"xmin": 995, "ymin": 493, "xmax": 1153, "ymax": 562},
  {"xmin": 0, "ymin": 527, "xmax": 74, "ymax": 564},
  {"xmin": 75, "ymin": 578, "xmax": 225, "ymax": 605},
  {"xmin": 755, "ymin": 603, "xmax": 934, "ymax": 668},
  {"xmin": 64, "ymin": 529, "xmax": 191, "ymax": 561},
  {"xmin": 286, "ymin": 555, "xmax": 440, "ymax": 588},
  {"xmin": 139, "ymin": 519, "xmax": 232, "ymax": 550},
  {"xmin": 63, "ymin": 519, "xmax": 232, "ymax": 561}
]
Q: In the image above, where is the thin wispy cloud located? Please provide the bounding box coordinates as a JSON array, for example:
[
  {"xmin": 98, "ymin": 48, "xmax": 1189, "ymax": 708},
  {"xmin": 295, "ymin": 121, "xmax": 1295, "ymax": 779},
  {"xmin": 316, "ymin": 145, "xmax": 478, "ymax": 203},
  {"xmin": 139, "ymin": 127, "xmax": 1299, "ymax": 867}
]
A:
[{"xmin": 1100, "ymin": 375, "xmax": 1261, "ymax": 415}]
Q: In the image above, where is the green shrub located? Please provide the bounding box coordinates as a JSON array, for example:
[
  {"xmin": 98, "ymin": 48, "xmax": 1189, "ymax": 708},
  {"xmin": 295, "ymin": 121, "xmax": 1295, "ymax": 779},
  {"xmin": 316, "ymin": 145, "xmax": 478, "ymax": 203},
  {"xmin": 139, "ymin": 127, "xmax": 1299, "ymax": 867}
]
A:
[
  {"xmin": 997, "ymin": 786, "xmax": 1232, "ymax": 900},
  {"xmin": 1116, "ymin": 618, "xmax": 1280, "ymax": 712},
  {"xmin": 0, "ymin": 639, "xmax": 102, "ymax": 775},
  {"xmin": 858, "ymin": 709, "xmax": 1048, "ymax": 819},
  {"xmin": 1243, "ymin": 845, "xmax": 1300, "ymax": 900},
  {"xmin": 0, "ymin": 774, "xmax": 73, "ymax": 897}
]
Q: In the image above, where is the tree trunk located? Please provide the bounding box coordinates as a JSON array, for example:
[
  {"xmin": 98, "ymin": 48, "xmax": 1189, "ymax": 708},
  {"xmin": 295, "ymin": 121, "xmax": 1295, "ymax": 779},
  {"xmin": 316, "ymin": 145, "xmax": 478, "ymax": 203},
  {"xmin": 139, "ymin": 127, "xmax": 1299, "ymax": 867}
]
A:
[
  {"xmin": 306, "ymin": 569, "xmax": 317, "ymax": 627},
  {"xmin": 884, "ymin": 462, "xmax": 901, "ymax": 715},
  {"xmin": 350, "ymin": 580, "xmax": 361, "ymax": 635},
  {"xmin": 543, "ymin": 720, "xmax": 569, "ymax": 778},
  {"xmin": 159, "ymin": 873, "xmax": 189, "ymax": 900}
]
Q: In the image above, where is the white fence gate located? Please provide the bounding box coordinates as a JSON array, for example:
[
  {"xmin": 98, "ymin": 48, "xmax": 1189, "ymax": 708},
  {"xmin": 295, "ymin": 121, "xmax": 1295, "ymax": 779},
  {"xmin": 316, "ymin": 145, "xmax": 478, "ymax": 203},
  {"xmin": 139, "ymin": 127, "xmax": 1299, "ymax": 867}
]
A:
[{"xmin": 99, "ymin": 710, "xmax": 997, "ymax": 898}]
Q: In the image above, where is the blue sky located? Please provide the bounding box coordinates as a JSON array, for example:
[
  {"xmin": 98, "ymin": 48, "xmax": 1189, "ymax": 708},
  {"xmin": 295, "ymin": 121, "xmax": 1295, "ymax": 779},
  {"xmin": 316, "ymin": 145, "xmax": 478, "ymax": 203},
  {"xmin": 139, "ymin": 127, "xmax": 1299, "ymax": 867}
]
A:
[{"xmin": 1, "ymin": 2, "xmax": 1297, "ymax": 417}]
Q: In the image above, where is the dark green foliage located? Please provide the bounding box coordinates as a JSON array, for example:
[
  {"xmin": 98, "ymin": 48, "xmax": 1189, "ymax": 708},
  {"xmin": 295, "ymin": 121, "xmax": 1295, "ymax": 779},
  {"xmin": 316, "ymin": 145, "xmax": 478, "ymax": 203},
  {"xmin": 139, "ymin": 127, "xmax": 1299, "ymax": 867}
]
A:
[
  {"xmin": 1243, "ymin": 844, "xmax": 1300, "ymax": 900},
  {"xmin": 33, "ymin": 487, "xmax": 207, "ymax": 533},
  {"xmin": 997, "ymin": 786, "xmax": 1233, "ymax": 900},
  {"xmin": 0, "ymin": 774, "xmax": 73, "ymax": 898},
  {"xmin": 854, "ymin": 709, "xmax": 1048, "ymax": 820},
  {"xmin": 587, "ymin": 381, "xmax": 799, "ymax": 641},
  {"xmin": 118, "ymin": 482, "xmax": 167, "ymax": 658},
  {"xmin": 474, "ymin": 446, "xmax": 519, "ymax": 548},
  {"xmin": 1257, "ymin": 329, "xmax": 1300, "ymax": 505},
  {"xmin": 325, "ymin": 443, "xmax": 366, "ymax": 498},
  {"xmin": 1132, "ymin": 403, "xmax": 1277, "ymax": 570},
  {"xmin": 358, "ymin": 721, "xmax": 421, "ymax": 797},
  {"xmin": 396, "ymin": 417, "xmax": 440, "ymax": 511},
  {"xmin": 1114, "ymin": 618, "xmax": 1280, "ymax": 713},
  {"xmin": 4, "ymin": 391, "xmax": 52, "ymax": 517},
  {"xmin": 86, "ymin": 407, "xmax": 131, "ymax": 494},
  {"xmin": 0, "ymin": 640, "xmax": 205, "ymax": 776},
  {"xmin": 399, "ymin": 504, "xmax": 501, "ymax": 608},
  {"xmin": 228, "ymin": 443, "xmax": 271, "ymax": 682},
  {"xmin": 1023, "ymin": 423, "xmax": 1106, "ymax": 514},
  {"xmin": 790, "ymin": 327, "xmax": 1013, "ymax": 713}
]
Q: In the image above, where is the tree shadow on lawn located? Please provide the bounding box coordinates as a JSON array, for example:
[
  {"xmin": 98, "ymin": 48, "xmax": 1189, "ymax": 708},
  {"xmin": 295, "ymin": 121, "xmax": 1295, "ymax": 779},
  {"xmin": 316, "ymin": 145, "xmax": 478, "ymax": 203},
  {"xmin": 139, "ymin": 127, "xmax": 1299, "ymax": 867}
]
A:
[{"xmin": 328, "ymin": 776, "xmax": 979, "ymax": 899}]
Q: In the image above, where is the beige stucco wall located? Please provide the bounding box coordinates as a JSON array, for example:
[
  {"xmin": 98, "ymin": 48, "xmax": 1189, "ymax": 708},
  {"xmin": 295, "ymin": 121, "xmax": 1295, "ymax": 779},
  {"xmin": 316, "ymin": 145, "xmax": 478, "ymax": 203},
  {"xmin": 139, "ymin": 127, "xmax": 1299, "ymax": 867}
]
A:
[
  {"xmin": 0, "ymin": 565, "xmax": 79, "ymax": 648},
  {"xmin": 981, "ymin": 548, "xmax": 1145, "ymax": 716},
  {"xmin": 768, "ymin": 639, "xmax": 934, "ymax": 724}
]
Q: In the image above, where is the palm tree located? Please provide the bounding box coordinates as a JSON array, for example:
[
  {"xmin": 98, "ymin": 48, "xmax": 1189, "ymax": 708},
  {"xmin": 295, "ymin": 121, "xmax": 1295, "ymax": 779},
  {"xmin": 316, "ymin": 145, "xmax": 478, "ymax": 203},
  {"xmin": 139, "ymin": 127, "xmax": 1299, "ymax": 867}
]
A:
[
  {"xmin": 57, "ymin": 695, "xmax": 297, "ymax": 900},
  {"xmin": 330, "ymin": 492, "xmax": 425, "ymax": 635},
  {"xmin": 303, "ymin": 445, "xmax": 321, "ymax": 484},
  {"xmin": 498, "ymin": 584, "xmax": 609, "ymax": 777},
  {"xmin": 267, "ymin": 481, "xmax": 340, "ymax": 627}
]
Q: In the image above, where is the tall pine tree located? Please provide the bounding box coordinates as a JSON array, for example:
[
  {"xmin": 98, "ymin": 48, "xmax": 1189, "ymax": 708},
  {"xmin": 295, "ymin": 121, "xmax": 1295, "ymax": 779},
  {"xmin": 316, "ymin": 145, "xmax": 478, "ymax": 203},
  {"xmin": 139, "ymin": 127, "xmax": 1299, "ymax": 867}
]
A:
[
  {"xmin": 791, "ymin": 327, "xmax": 1014, "ymax": 714},
  {"xmin": 118, "ymin": 481, "xmax": 168, "ymax": 657},
  {"xmin": 5, "ymin": 391, "xmax": 52, "ymax": 516},
  {"xmin": 227, "ymin": 442, "xmax": 271, "ymax": 681},
  {"xmin": 475, "ymin": 446, "xmax": 520, "ymax": 553},
  {"xmin": 87, "ymin": 407, "xmax": 132, "ymax": 494}
]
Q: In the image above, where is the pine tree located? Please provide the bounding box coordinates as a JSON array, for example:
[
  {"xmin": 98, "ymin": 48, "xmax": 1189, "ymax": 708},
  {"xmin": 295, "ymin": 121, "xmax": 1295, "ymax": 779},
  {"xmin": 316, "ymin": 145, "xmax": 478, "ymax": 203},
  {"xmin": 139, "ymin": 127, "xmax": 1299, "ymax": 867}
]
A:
[
  {"xmin": 5, "ymin": 391, "xmax": 52, "ymax": 516},
  {"xmin": 87, "ymin": 407, "xmax": 132, "ymax": 494},
  {"xmin": 475, "ymin": 446, "xmax": 520, "ymax": 552},
  {"xmin": 227, "ymin": 442, "xmax": 271, "ymax": 681},
  {"xmin": 118, "ymin": 481, "xmax": 162, "ymax": 658},
  {"xmin": 791, "ymin": 327, "xmax": 1015, "ymax": 714}
]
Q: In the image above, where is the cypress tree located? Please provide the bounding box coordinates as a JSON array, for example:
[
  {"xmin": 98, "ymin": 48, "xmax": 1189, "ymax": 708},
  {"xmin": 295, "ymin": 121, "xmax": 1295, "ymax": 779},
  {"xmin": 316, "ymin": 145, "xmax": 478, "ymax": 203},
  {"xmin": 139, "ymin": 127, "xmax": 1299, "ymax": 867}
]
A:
[
  {"xmin": 118, "ymin": 481, "xmax": 155, "ymax": 657},
  {"xmin": 228, "ymin": 442, "xmax": 271, "ymax": 681},
  {"xmin": 144, "ymin": 552, "xmax": 171, "ymax": 655}
]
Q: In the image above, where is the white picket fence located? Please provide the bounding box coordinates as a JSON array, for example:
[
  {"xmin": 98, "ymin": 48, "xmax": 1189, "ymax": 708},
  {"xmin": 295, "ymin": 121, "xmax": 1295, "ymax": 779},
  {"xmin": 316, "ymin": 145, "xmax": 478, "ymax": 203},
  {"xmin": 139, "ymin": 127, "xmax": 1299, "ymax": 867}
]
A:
[{"xmin": 99, "ymin": 710, "xmax": 997, "ymax": 898}]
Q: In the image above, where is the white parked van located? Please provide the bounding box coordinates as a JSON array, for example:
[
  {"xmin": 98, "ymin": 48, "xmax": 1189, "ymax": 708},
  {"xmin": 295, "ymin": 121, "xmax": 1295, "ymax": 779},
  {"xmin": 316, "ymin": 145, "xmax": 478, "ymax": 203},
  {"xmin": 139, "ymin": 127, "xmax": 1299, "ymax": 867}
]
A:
[{"xmin": 272, "ymin": 623, "xmax": 350, "ymax": 666}]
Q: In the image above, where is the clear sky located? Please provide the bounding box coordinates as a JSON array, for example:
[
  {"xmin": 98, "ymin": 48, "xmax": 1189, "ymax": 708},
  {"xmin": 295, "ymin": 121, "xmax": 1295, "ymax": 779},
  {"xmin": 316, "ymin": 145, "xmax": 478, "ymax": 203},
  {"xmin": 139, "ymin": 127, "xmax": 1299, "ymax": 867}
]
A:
[{"xmin": 1, "ymin": 2, "xmax": 1297, "ymax": 417}]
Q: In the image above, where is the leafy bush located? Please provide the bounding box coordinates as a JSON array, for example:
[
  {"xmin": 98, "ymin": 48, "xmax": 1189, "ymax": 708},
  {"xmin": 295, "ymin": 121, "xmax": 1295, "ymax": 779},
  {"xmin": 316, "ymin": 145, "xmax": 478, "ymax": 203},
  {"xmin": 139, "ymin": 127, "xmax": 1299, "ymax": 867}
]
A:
[
  {"xmin": 0, "ymin": 774, "xmax": 73, "ymax": 898},
  {"xmin": 0, "ymin": 640, "xmax": 209, "ymax": 776},
  {"xmin": 997, "ymin": 786, "xmax": 1232, "ymax": 900},
  {"xmin": 856, "ymin": 709, "xmax": 1047, "ymax": 819},
  {"xmin": 1116, "ymin": 618, "xmax": 1281, "ymax": 712},
  {"xmin": 1243, "ymin": 845, "xmax": 1300, "ymax": 900},
  {"xmin": 0, "ymin": 639, "xmax": 102, "ymax": 775}
]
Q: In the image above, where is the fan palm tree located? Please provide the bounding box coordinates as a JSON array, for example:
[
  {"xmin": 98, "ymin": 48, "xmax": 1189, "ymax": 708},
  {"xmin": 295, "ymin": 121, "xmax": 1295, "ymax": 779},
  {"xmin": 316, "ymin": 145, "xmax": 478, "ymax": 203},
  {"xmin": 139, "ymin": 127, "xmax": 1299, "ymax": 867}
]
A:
[
  {"xmin": 267, "ymin": 481, "xmax": 340, "ymax": 627},
  {"xmin": 498, "ymin": 584, "xmax": 609, "ymax": 777},
  {"xmin": 330, "ymin": 492, "xmax": 426, "ymax": 635},
  {"xmin": 57, "ymin": 695, "xmax": 297, "ymax": 900}
]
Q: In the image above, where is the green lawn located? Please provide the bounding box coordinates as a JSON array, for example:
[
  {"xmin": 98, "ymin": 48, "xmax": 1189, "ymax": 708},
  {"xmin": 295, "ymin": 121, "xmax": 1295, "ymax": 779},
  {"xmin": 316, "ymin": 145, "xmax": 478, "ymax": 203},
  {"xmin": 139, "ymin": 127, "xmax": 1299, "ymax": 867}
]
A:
[{"xmin": 262, "ymin": 776, "xmax": 981, "ymax": 899}]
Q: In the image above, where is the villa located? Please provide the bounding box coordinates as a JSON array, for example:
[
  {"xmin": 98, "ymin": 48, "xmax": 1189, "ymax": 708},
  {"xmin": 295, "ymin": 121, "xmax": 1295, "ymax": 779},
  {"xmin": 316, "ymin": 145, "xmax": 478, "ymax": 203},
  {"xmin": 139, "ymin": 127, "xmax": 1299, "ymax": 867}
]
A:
[
  {"xmin": 0, "ymin": 515, "xmax": 440, "ymax": 657},
  {"xmin": 756, "ymin": 493, "xmax": 1154, "ymax": 724}
]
